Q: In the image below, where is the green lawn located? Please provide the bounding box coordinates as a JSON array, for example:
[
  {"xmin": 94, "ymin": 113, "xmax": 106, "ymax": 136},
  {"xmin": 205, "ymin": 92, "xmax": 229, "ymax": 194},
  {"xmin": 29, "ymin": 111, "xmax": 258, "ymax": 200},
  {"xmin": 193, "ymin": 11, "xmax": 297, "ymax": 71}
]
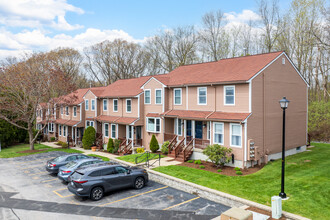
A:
[
  {"xmin": 153, "ymin": 143, "xmax": 330, "ymax": 219},
  {"xmin": 87, "ymin": 154, "xmax": 110, "ymax": 161},
  {"xmin": 0, "ymin": 143, "xmax": 83, "ymax": 158},
  {"xmin": 117, "ymin": 153, "xmax": 165, "ymax": 164}
]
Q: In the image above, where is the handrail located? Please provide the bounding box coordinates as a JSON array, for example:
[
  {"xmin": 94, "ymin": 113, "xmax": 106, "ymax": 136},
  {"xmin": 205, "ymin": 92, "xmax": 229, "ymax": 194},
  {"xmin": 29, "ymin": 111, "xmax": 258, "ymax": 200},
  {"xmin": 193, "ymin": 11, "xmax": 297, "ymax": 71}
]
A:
[
  {"xmin": 183, "ymin": 138, "xmax": 194, "ymax": 161},
  {"xmin": 119, "ymin": 138, "xmax": 126, "ymax": 152},
  {"xmin": 174, "ymin": 138, "xmax": 185, "ymax": 158},
  {"xmin": 168, "ymin": 135, "xmax": 177, "ymax": 154},
  {"xmin": 123, "ymin": 139, "xmax": 132, "ymax": 154},
  {"xmin": 135, "ymin": 151, "xmax": 149, "ymax": 165},
  {"xmin": 194, "ymin": 138, "xmax": 210, "ymax": 149},
  {"xmin": 164, "ymin": 133, "xmax": 177, "ymax": 141},
  {"xmin": 135, "ymin": 151, "xmax": 161, "ymax": 168}
]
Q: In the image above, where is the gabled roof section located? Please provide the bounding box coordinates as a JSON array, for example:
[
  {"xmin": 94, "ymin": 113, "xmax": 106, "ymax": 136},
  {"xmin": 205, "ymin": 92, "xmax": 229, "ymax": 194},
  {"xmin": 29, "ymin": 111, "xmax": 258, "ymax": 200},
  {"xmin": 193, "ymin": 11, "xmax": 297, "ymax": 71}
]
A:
[
  {"xmin": 167, "ymin": 51, "xmax": 283, "ymax": 86},
  {"xmin": 140, "ymin": 74, "xmax": 170, "ymax": 89},
  {"xmin": 100, "ymin": 76, "xmax": 153, "ymax": 98}
]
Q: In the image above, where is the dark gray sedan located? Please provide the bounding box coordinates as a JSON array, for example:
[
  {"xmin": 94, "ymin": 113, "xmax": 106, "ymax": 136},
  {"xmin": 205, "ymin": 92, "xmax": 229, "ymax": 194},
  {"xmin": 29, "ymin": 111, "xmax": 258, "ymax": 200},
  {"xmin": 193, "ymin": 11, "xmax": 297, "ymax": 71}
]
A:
[
  {"xmin": 57, "ymin": 158, "xmax": 104, "ymax": 182},
  {"xmin": 67, "ymin": 163, "xmax": 149, "ymax": 201},
  {"xmin": 46, "ymin": 154, "xmax": 91, "ymax": 174}
]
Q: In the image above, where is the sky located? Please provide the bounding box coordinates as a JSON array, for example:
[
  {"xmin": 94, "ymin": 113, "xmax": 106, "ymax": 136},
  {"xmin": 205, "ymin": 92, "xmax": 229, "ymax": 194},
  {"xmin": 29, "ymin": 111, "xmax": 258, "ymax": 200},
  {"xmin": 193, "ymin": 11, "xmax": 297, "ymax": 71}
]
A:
[{"xmin": 0, "ymin": 0, "xmax": 292, "ymax": 60}]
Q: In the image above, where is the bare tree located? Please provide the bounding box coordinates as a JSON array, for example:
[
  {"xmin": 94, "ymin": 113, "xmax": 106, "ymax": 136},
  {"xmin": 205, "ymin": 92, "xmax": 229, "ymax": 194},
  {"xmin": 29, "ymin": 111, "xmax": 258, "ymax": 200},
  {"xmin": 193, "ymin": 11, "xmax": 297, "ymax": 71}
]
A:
[
  {"xmin": 0, "ymin": 52, "xmax": 75, "ymax": 150},
  {"xmin": 145, "ymin": 25, "xmax": 199, "ymax": 73},
  {"xmin": 84, "ymin": 39, "xmax": 149, "ymax": 85},
  {"xmin": 200, "ymin": 10, "xmax": 229, "ymax": 61},
  {"xmin": 257, "ymin": 0, "xmax": 282, "ymax": 52}
]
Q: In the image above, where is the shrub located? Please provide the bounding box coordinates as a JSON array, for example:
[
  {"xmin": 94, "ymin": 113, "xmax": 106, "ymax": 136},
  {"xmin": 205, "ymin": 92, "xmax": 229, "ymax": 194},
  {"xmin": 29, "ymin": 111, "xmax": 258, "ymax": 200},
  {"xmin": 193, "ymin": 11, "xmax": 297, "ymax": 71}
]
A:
[
  {"xmin": 107, "ymin": 138, "xmax": 114, "ymax": 153},
  {"xmin": 199, "ymin": 165, "xmax": 205, "ymax": 169},
  {"xmin": 136, "ymin": 147, "xmax": 145, "ymax": 153},
  {"xmin": 217, "ymin": 169, "xmax": 222, "ymax": 172},
  {"xmin": 161, "ymin": 141, "xmax": 170, "ymax": 154},
  {"xmin": 308, "ymin": 101, "xmax": 330, "ymax": 142},
  {"xmin": 149, "ymin": 135, "xmax": 159, "ymax": 153},
  {"xmin": 113, "ymin": 139, "xmax": 121, "ymax": 154},
  {"xmin": 56, "ymin": 141, "xmax": 63, "ymax": 146},
  {"xmin": 236, "ymin": 171, "xmax": 243, "ymax": 175},
  {"xmin": 194, "ymin": 160, "xmax": 202, "ymax": 165},
  {"xmin": 187, "ymin": 160, "xmax": 194, "ymax": 163},
  {"xmin": 203, "ymin": 144, "xmax": 232, "ymax": 168},
  {"xmin": 234, "ymin": 167, "xmax": 240, "ymax": 171},
  {"xmin": 61, "ymin": 142, "xmax": 68, "ymax": 148},
  {"xmin": 82, "ymin": 126, "xmax": 96, "ymax": 149},
  {"xmin": 50, "ymin": 137, "xmax": 56, "ymax": 142}
]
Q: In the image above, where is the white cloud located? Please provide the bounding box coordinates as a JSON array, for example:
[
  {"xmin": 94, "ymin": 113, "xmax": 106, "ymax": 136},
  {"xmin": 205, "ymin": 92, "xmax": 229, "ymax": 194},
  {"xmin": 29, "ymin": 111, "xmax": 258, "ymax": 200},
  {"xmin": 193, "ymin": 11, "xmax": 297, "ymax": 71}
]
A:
[
  {"xmin": 0, "ymin": 28, "xmax": 146, "ymax": 60},
  {"xmin": 0, "ymin": 0, "xmax": 84, "ymax": 30},
  {"xmin": 224, "ymin": 10, "xmax": 261, "ymax": 23}
]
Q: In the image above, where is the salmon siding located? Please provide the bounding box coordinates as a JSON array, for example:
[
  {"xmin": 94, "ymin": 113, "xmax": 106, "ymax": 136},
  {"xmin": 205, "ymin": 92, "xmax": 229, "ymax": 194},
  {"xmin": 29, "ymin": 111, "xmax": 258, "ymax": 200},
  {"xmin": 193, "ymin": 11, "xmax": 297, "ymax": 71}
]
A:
[{"xmin": 36, "ymin": 52, "xmax": 308, "ymax": 168}]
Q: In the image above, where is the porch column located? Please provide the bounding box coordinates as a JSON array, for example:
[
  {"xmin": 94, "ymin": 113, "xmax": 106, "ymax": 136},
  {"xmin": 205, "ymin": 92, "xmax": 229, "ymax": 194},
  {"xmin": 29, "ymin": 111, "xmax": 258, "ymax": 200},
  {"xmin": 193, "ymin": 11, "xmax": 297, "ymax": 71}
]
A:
[
  {"xmin": 75, "ymin": 127, "xmax": 77, "ymax": 145},
  {"xmin": 131, "ymin": 126, "xmax": 134, "ymax": 154},
  {"xmin": 192, "ymin": 120, "xmax": 195, "ymax": 149},
  {"xmin": 126, "ymin": 125, "xmax": 128, "ymax": 144},
  {"xmin": 184, "ymin": 120, "xmax": 187, "ymax": 145},
  {"xmin": 71, "ymin": 126, "xmax": 73, "ymax": 144}
]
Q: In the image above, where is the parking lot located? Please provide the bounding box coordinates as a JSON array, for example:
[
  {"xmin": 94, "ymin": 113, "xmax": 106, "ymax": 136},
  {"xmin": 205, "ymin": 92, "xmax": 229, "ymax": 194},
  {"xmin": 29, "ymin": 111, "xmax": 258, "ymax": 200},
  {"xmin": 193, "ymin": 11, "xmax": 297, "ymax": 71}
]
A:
[{"xmin": 0, "ymin": 152, "xmax": 230, "ymax": 219}]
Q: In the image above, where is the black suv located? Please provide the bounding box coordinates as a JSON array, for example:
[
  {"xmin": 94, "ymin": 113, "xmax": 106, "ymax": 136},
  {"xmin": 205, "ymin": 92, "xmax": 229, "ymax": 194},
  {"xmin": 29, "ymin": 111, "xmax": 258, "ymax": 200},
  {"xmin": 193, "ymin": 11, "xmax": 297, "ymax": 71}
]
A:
[{"xmin": 67, "ymin": 163, "xmax": 149, "ymax": 201}]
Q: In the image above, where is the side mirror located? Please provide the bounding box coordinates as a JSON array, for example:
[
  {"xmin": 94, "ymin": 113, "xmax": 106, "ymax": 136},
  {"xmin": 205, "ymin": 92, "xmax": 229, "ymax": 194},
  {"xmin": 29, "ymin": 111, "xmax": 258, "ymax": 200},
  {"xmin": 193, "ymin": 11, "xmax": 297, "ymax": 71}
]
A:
[{"xmin": 126, "ymin": 169, "xmax": 131, "ymax": 174}]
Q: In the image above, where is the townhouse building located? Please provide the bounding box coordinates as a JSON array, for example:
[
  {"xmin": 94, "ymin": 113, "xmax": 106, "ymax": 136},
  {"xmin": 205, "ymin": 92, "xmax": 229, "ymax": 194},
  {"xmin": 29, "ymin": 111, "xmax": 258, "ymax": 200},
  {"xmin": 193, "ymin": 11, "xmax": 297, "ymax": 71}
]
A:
[{"xmin": 37, "ymin": 51, "xmax": 308, "ymax": 168}]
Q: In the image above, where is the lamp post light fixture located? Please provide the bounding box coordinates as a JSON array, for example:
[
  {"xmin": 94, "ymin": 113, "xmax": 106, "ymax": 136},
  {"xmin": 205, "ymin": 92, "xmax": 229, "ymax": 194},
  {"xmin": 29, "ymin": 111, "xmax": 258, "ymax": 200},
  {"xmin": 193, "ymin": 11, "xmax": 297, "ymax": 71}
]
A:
[{"xmin": 279, "ymin": 97, "xmax": 290, "ymax": 199}]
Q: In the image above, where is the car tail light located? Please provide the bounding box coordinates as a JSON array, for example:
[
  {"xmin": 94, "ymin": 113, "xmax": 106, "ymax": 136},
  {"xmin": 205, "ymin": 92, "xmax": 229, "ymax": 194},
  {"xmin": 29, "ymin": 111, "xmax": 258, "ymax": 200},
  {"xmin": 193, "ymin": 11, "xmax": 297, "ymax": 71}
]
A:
[
  {"xmin": 49, "ymin": 164, "xmax": 56, "ymax": 167},
  {"xmin": 73, "ymin": 180, "xmax": 88, "ymax": 184},
  {"xmin": 62, "ymin": 171, "xmax": 71, "ymax": 173}
]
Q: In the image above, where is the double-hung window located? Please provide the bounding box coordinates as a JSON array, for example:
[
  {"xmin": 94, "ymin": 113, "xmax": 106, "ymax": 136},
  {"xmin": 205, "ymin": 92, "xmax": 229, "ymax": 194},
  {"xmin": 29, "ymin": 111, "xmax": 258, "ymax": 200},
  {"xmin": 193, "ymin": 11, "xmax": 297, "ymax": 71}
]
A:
[
  {"xmin": 147, "ymin": 118, "xmax": 161, "ymax": 133},
  {"xmin": 126, "ymin": 99, "xmax": 131, "ymax": 113},
  {"xmin": 103, "ymin": 99, "xmax": 108, "ymax": 111},
  {"xmin": 73, "ymin": 106, "xmax": 77, "ymax": 117},
  {"xmin": 174, "ymin": 88, "xmax": 182, "ymax": 105},
  {"xmin": 230, "ymin": 123, "xmax": 242, "ymax": 147},
  {"xmin": 85, "ymin": 100, "xmax": 89, "ymax": 110},
  {"xmin": 63, "ymin": 126, "xmax": 66, "ymax": 137},
  {"xmin": 59, "ymin": 125, "xmax": 62, "ymax": 136},
  {"xmin": 91, "ymin": 99, "xmax": 95, "ymax": 111},
  {"xmin": 65, "ymin": 106, "xmax": 69, "ymax": 115},
  {"xmin": 61, "ymin": 106, "xmax": 63, "ymax": 114},
  {"xmin": 48, "ymin": 123, "xmax": 54, "ymax": 132},
  {"xmin": 198, "ymin": 87, "xmax": 207, "ymax": 105},
  {"xmin": 175, "ymin": 118, "xmax": 182, "ymax": 136},
  {"xmin": 86, "ymin": 120, "xmax": 94, "ymax": 128},
  {"xmin": 213, "ymin": 122, "xmax": 224, "ymax": 145},
  {"xmin": 144, "ymin": 90, "xmax": 151, "ymax": 104},
  {"xmin": 155, "ymin": 89, "xmax": 162, "ymax": 104},
  {"xmin": 113, "ymin": 99, "xmax": 118, "ymax": 112},
  {"xmin": 224, "ymin": 86, "xmax": 235, "ymax": 105},
  {"xmin": 104, "ymin": 123, "xmax": 109, "ymax": 137},
  {"xmin": 111, "ymin": 124, "xmax": 116, "ymax": 139}
]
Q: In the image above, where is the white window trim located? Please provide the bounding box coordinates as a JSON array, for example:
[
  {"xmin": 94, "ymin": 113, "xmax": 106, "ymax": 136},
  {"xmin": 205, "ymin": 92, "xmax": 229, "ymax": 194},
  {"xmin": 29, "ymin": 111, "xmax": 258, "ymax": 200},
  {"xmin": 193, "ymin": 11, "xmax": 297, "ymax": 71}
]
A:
[
  {"xmin": 155, "ymin": 89, "xmax": 162, "ymax": 104},
  {"xmin": 86, "ymin": 120, "xmax": 94, "ymax": 128},
  {"xmin": 104, "ymin": 123, "xmax": 109, "ymax": 138},
  {"xmin": 113, "ymin": 99, "xmax": 118, "ymax": 112},
  {"xmin": 213, "ymin": 122, "xmax": 224, "ymax": 145},
  {"xmin": 103, "ymin": 99, "xmax": 108, "ymax": 111},
  {"xmin": 197, "ymin": 87, "xmax": 207, "ymax": 105},
  {"xmin": 177, "ymin": 118, "xmax": 182, "ymax": 136},
  {"xmin": 144, "ymin": 89, "xmax": 151, "ymax": 104},
  {"xmin": 63, "ymin": 125, "xmax": 67, "ymax": 137},
  {"xmin": 73, "ymin": 106, "xmax": 77, "ymax": 117},
  {"xmin": 126, "ymin": 99, "xmax": 132, "ymax": 113},
  {"xmin": 173, "ymin": 88, "xmax": 182, "ymax": 105},
  {"xmin": 146, "ymin": 117, "xmax": 161, "ymax": 133},
  {"xmin": 230, "ymin": 123, "xmax": 242, "ymax": 148},
  {"xmin": 111, "ymin": 124, "xmax": 116, "ymax": 139},
  {"xmin": 61, "ymin": 106, "xmax": 63, "ymax": 115},
  {"xmin": 48, "ymin": 123, "xmax": 54, "ymax": 132},
  {"xmin": 59, "ymin": 125, "xmax": 62, "ymax": 136},
  {"xmin": 85, "ymin": 100, "xmax": 89, "ymax": 110},
  {"xmin": 91, "ymin": 99, "xmax": 96, "ymax": 111},
  {"xmin": 224, "ymin": 85, "xmax": 235, "ymax": 106},
  {"xmin": 65, "ymin": 106, "xmax": 69, "ymax": 116}
]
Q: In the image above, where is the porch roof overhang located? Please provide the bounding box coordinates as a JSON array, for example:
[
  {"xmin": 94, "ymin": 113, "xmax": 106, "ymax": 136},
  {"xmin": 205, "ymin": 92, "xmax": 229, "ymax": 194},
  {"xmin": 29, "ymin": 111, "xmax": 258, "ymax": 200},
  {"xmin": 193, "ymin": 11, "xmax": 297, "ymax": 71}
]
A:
[
  {"xmin": 161, "ymin": 109, "xmax": 250, "ymax": 122},
  {"xmin": 146, "ymin": 113, "xmax": 161, "ymax": 117},
  {"xmin": 55, "ymin": 119, "xmax": 82, "ymax": 127},
  {"xmin": 38, "ymin": 119, "xmax": 56, "ymax": 125},
  {"xmin": 95, "ymin": 115, "xmax": 139, "ymax": 125}
]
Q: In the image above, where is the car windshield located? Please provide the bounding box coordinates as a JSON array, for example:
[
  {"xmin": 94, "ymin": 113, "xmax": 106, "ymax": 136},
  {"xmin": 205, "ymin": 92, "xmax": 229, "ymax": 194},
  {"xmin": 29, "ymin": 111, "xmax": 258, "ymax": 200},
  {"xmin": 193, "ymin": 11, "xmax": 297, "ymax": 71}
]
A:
[
  {"xmin": 52, "ymin": 155, "xmax": 67, "ymax": 162},
  {"xmin": 66, "ymin": 161, "xmax": 77, "ymax": 168}
]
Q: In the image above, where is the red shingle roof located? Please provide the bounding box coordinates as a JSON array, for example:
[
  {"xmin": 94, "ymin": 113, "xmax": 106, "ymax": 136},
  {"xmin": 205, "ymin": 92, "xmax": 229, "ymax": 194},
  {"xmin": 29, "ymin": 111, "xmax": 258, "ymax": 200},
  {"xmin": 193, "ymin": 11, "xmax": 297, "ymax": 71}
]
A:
[
  {"xmin": 166, "ymin": 51, "xmax": 283, "ymax": 86},
  {"xmin": 55, "ymin": 119, "xmax": 81, "ymax": 126},
  {"xmin": 162, "ymin": 110, "xmax": 250, "ymax": 122},
  {"xmin": 95, "ymin": 115, "xmax": 138, "ymax": 125},
  {"xmin": 146, "ymin": 113, "xmax": 161, "ymax": 117}
]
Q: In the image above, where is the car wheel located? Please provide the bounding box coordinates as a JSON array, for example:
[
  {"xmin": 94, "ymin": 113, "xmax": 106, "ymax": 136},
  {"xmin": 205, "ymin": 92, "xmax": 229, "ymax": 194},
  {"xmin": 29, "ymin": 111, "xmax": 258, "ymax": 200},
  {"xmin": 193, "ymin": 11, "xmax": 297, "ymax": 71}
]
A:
[
  {"xmin": 90, "ymin": 187, "xmax": 104, "ymax": 201},
  {"xmin": 134, "ymin": 177, "xmax": 145, "ymax": 189}
]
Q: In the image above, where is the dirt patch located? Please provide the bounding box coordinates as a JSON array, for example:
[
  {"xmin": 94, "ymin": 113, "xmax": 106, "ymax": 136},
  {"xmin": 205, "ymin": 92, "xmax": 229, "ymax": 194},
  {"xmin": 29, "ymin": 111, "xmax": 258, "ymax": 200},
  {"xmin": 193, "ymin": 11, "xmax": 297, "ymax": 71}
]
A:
[
  {"xmin": 304, "ymin": 160, "xmax": 311, "ymax": 163},
  {"xmin": 17, "ymin": 149, "xmax": 46, "ymax": 153},
  {"xmin": 287, "ymin": 162, "xmax": 297, "ymax": 165},
  {"xmin": 178, "ymin": 160, "xmax": 264, "ymax": 176},
  {"xmin": 247, "ymin": 206, "xmax": 286, "ymax": 219}
]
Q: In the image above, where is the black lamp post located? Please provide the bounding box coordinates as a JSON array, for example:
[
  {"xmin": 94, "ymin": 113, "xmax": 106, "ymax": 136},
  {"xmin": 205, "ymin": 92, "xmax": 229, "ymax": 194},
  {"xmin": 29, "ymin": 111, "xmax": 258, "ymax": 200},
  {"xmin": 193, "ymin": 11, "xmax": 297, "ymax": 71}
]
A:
[{"xmin": 279, "ymin": 97, "xmax": 289, "ymax": 199}]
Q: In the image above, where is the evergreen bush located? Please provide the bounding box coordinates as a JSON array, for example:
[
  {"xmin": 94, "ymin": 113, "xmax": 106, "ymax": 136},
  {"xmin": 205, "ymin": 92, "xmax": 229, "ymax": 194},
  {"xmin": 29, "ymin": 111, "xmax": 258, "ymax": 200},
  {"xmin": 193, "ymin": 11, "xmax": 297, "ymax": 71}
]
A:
[
  {"xmin": 107, "ymin": 138, "xmax": 114, "ymax": 153},
  {"xmin": 161, "ymin": 141, "xmax": 169, "ymax": 154},
  {"xmin": 149, "ymin": 135, "xmax": 159, "ymax": 153},
  {"xmin": 82, "ymin": 126, "xmax": 96, "ymax": 149}
]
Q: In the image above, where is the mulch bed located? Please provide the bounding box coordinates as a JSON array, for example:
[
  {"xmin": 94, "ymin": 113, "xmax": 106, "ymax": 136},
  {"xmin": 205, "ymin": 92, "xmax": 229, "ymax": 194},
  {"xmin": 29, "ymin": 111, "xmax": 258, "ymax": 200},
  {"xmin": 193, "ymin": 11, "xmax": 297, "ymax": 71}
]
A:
[
  {"xmin": 247, "ymin": 206, "xmax": 286, "ymax": 219},
  {"xmin": 178, "ymin": 160, "xmax": 264, "ymax": 176},
  {"xmin": 17, "ymin": 149, "xmax": 45, "ymax": 153}
]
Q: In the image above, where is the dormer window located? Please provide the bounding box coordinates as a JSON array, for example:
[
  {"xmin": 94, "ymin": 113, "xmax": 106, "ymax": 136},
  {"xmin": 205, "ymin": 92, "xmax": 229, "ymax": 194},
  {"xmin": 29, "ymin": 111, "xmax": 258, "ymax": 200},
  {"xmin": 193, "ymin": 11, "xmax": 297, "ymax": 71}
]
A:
[
  {"xmin": 85, "ymin": 100, "xmax": 89, "ymax": 110},
  {"xmin": 224, "ymin": 86, "xmax": 235, "ymax": 105},
  {"xmin": 91, "ymin": 99, "xmax": 95, "ymax": 111}
]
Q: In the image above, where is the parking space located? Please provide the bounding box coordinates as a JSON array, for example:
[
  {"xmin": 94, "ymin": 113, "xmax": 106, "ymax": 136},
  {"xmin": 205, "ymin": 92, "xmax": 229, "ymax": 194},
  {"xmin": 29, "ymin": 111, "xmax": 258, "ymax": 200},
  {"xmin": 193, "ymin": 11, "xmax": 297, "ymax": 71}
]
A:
[{"xmin": 0, "ymin": 152, "xmax": 230, "ymax": 219}]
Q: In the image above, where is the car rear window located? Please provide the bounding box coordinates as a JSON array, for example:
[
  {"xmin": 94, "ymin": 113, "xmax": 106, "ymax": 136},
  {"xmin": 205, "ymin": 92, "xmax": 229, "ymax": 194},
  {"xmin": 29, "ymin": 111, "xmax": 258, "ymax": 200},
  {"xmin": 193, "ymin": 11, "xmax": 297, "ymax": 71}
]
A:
[
  {"xmin": 89, "ymin": 170, "xmax": 102, "ymax": 177},
  {"xmin": 71, "ymin": 171, "xmax": 84, "ymax": 179},
  {"xmin": 53, "ymin": 155, "xmax": 66, "ymax": 162},
  {"xmin": 66, "ymin": 161, "xmax": 77, "ymax": 168}
]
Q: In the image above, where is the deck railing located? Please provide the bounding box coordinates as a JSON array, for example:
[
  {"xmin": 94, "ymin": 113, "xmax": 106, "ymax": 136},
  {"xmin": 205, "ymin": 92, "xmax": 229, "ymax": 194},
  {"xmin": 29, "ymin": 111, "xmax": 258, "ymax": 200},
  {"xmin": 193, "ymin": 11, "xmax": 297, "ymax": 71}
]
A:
[
  {"xmin": 194, "ymin": 138, "xmax": 210, "ymax": 149},
  {"xmin": 134, "ymin": 139, "xmax": 142, "ymax": 146},
  {"xmin": 183, "ymin": 138, "xmax": 194, "ymax": 161},
  {"xmin": 164, "ymin": 133, "xmax": 177, "ymax": 141},
  {"xmin": 174, "ymin": 138, "xmax": 185, "ymax": 158},
  {"xmin": 168, "ymin": 135, "xmax": 178, "ymax": 154}
]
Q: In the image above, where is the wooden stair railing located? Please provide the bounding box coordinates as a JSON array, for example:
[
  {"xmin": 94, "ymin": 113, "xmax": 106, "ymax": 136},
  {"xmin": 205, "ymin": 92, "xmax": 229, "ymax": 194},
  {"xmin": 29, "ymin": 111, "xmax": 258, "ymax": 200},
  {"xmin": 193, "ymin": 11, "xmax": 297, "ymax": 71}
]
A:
[
  {"xmin": 183, "ymin": 138, "xmax": 194, "ymax": 161},
  {"xmin": 123, "ymin": 139, "xmax": 132, "ymax": 154},
  {"xmin": 168, "ymin": 135, "xmax": 178, "ymax": 154},
  {"xmin": 95, "ymin": 133, "xmax": 103, "ymax": 150},
  {"xmin": 118, "ymin": 139, "xmax": 127, "ymax": 153},
  {"xmin": 174, "ymin": 138, "xmax": 185, "ymax": 158}
]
